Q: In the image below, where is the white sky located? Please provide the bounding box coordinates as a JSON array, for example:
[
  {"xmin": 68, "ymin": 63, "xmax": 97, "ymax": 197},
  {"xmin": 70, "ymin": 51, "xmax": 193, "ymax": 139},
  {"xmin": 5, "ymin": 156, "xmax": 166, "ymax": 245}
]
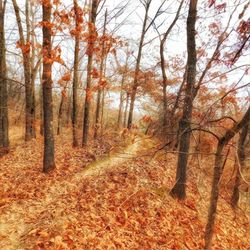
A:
[{"xmin": 4, "ymin": 0, "xmax": 250, "ymax": 116}]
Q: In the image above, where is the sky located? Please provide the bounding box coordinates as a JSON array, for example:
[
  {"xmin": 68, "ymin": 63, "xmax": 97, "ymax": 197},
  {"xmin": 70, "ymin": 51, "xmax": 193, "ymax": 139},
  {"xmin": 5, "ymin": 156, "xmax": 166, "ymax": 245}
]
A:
[{"xmin": 4, "ymin": 0, "xmax": 250, "ymax": 117}]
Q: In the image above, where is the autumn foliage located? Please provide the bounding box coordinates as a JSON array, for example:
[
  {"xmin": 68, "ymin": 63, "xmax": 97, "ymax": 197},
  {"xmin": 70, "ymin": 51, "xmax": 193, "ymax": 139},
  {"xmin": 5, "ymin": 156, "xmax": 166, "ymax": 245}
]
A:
[{"xmin": 0, "ymin": 0, "xmax": 249, "ymax": 249}]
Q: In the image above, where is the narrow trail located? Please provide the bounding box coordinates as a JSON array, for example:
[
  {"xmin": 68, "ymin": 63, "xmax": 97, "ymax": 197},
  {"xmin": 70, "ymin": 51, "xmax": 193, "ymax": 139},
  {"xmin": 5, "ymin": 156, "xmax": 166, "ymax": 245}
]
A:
[{"xmin": 0, "ymin": 136, "xmax": 144, "ymax": 250}]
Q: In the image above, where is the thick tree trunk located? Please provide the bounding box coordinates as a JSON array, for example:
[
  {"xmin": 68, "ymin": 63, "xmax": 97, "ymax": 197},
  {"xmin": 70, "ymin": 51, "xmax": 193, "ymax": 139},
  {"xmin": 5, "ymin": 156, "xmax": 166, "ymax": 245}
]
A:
[
  {"xmin": 82, "ymin": 0, "xmax": 98, "ymax": 146},
  {"xmin": 94, "ymin": 9, "xmax": 107, "ymax": 139},
  {"xmin": 12, "ymin": 0, "xmax": 36, "ymax": 141},
  {"xmin": 72, "ymin": 0, "xmax": 80, "ymax": 147},
  {"xmin": 127, "ymin": 1, "xmax": 151, "ymax": 129},
  {"xmin": 204, "ymin": 105, "xmax": 250, "ymax": 249},
  {"xmin": 231, "ymin": 122, "xmax": 249, "ymax": 208},
  {"xmin": 42, "ymin": 0, "xmax": 55, "ymax": 172},
  {"xmin": 170, "ymin": 0, "xmax": 198, "ymax": 199},
  {"xmin": 0, "ymin": 0, "xmax": 9, "ymax": 156}
]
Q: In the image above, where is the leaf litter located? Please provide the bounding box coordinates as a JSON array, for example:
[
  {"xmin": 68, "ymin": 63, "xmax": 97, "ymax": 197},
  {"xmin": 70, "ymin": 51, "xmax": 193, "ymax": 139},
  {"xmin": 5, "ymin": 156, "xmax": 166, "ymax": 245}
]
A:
[{"xmin": 0, "ymin": 132, "xmax": 249, "ymax": 249}]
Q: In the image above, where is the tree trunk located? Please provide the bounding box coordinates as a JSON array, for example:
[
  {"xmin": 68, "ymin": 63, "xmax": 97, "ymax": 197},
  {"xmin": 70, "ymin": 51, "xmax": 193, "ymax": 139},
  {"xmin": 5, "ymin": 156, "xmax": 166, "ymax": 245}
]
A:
[
  {"xmin": 161, "ymin": 38, "xmax": 168, "ymax": 129},
  {"xmin": 159, "ymin": 0, "xmax": 184, "ymax": 129},
  {"xmin": 170, "ymin": 0, "xmax": 198, "ymax": 200},
  {"xmin": 12, "ymin": 0, "xmax": 36, "ymax": 141},
  {"xmin": 100, "ymin": 58, "xmax": 107, "ymax": 137},
  {"xmin": 57, "ymin": 90, "xmax": 65, "ymax": 135},
  {"xmin": 172, "ymin": 68, "xmax": 186, "ymax": 149},
  {"xmin": 117, "ymin": 83, "xmax": 124, "ymax": 129},
  {"xmin": 204, "ymin": 105, "xmax": 250, "ymax": 249},
  {"xmin": 123, "ymin": 92, "xmax": 130, "ymax": 128},
  {"xmin": 72, "ymin": 0, "xmax": 80, "ymax": 147},
  {"xmin": 82, "ymin": 0, "xmax": 98, "ymax": 146},
  {"xmin": 94, "ymin": 9, "xmax": 107, "ymax": 139},
  {"xmin": 127, "ymin": 1, "xmax": 151, "ymax": 129},
  {"xmin": 0, "ymin": 0, "xmax": 9, "ymax": 156},
  {"xmin": 26, "ymin": 0, "xmax": 36, "ymax": 130},
  {"xmin": 100, "ymin": 88, "xmax": 105, "ymax": 136},
  {"xmin": 171, "ymin": 67, "xmax": 186, "ymax": 119},
  {"xmin": 231, "ymin": 122, "xmax": 249, "ymax": 208},
  {"xmin": 66, "ymin": 88, "xmax": 72, "ymax": 127},
  {"xmin": 117, "ymin": 52, "xmax": 129, "ymax": 129},
  {"xmin": 39, "ymin": 84, "xmax": 44, "ymax": 136},
  {"xmin": 42, "ymin": 0, "xmax": 55, "ymax": 173}
]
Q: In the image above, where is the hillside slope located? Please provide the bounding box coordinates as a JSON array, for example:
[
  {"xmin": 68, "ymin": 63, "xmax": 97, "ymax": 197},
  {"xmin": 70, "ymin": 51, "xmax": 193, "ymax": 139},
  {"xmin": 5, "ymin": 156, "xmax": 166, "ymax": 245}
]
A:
[{"xmin": 0, "ymin": 135, "xmax": 249, "ymax": 249}]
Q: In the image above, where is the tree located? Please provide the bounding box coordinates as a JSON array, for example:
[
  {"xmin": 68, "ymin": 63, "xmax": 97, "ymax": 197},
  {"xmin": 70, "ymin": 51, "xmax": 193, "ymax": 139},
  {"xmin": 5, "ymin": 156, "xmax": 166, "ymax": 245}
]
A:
[
  {"xmin": 157, "ymin": 0, "xmax": 184, "ymax": 129},
  {"xmin": 57, "ymin": 87, "xmax": 67, "ymax": 135},
  {"xmin": 172, "ymin": 2, "xmax": 242, "ymax": 153},
  {"xmin": 82, "ymin": 0, "xmax": 99, "ymax": 146},
  {"xmin": 0, "ymin": 0, "xmax": 9, "ymax": 156},
  {"xmin": 94, "ymin": 9, "xmax": 108, "ymax": 139},
  {"xmin": 42, "ymin": 0, "xmax": 55, "ymax": 172},
  {"xmin": 39, "ymin": 85, "xmax": 44, "ymax": 136},
  {"xmin": 72, "ymin": 0, "xmax": 81, "ymax": 147},
  {"xmin": 123, "ymin": 92, "xmax": 130, "ymax": 127},
  {"xmin": 204, "ymin": 105, "xmax": 250, "ymax": 249},
  {"xmin": 170, "ymin": 0, "xmax": 198, "ymax": 199},
  {"xmin": 117, "ymin": 48, "xmax": 129, "ymax": 129},
  {"xmin": 127, "ymin": 0, "xmax": 150, "ymax": 129},
  {"xmin": 230, "ymin": 122, "xmax": 249, "ymax": 208},
  {"xmin": 127, "ymin": 0, "xmax": 166, "ymax": 128},
  {"xmin": 12, "ymin": 0, "xmax": 36, "ymax": 141}
]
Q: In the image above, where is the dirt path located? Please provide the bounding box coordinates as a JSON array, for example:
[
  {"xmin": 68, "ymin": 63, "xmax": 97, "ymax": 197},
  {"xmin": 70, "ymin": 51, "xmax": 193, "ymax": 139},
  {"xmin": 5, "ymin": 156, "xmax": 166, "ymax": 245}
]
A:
[{"xmin": 0, "ymin": 137, "xmax": 144, "ymax": 250}]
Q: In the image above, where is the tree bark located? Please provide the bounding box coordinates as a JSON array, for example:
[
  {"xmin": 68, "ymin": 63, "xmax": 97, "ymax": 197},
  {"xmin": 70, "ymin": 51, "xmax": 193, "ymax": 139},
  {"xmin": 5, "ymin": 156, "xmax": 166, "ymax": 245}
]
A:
[
  {"xmin": 117, "ymin": 51, "xmax": 129, "ymax": 129},
  {"xmin": 66, "ymin": 88, "xmax": 72, "ymax": 127},
  {"xmin": 100, "ymin": 89, "xmax": 105, "ymax": 136},
  {"xmin": 42, "ymin": 0, "xmax": 55, "ymax": 172},
  {"xmin": 25, "ymin": 0, "xmax": 36, "ymax": 131},
  {"xmin": 0, "ymin": 0, "xmax": 9, "ymax": 156},
  {"xmin": 123, "ymin": 92, "xmax": 130, "ymax": 128},
  {"xmin": 72, "ymin": 0, "xmax": 80, "ymax": 147},
  {"xmin": 204, "ymin": 105, "xmax": 250, "ymax": 249},
  {"xmin": 82, "ymin": 0, "xmax": 99, "ymax": 146},
  {"xmin": 160, "ymin": 40, "xmax": 168, "ymax": 129},
  {"xmin": 30, "ymin": 2, "xmax": 42, "ymax": 129},
  {"xmin": 170, "ymin": 0, "xmax": 198, "ymax": 200},
  {"xmin": 12, "ymin": 0, "xmax": 36, "ymax": 141},
  {"xmin": 100, "ymin": 57, "xmax": 108, "ymax": 137},
  {"xmin": 231, "ymin": 122, "xmax": 249, "ymax": 208},
  {"xmin": 39, "ymin": 84, "xmax": 44, "ymax": 136},
  {"xmin": 171, "ymin": 67, "xmax": 186, "ymax": 149},
  {"xmin": 94, "ymin": 9, "xmax": 107, "ymax": 139},
  {"xmin": 171, "ymin": 67, "xmax": 186, "ymax": 120},
  {"xmin": 57, "ymin": 89, "xmax": 65, "ymax": 135},
  {"xmin": 117, "ymin": 77, "xmax": 125, "ymax": 129}
]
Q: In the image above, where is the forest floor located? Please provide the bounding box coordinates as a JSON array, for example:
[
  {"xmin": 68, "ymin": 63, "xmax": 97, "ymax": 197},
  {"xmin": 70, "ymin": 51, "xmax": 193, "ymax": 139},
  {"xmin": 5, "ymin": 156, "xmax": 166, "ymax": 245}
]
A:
[{"xmin": 0, "ymin": 128, "xmax": 249, "ymax": 249}]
